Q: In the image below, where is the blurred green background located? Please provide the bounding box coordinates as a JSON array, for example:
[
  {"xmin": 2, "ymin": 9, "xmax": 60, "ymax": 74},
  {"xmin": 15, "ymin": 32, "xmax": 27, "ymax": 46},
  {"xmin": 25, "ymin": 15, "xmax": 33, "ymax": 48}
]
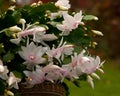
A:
[{"xmin": 0, "ymin": 0, "xmax": 120, "ymax": 96}]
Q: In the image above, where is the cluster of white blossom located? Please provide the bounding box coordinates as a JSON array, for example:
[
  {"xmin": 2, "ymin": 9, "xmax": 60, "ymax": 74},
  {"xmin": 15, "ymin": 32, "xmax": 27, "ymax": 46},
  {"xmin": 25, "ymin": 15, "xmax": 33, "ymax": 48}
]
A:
[{"xmin": 0, "ymin": 0, "xmax": 104, "ymax": 95}]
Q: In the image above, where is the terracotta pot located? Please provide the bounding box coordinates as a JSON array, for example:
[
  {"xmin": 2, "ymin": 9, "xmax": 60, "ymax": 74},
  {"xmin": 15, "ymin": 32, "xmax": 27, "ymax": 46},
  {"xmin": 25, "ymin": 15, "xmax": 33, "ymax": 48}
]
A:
[{"xmin": 19, "ymin": 82, "xmax": 66, "ymax": 96}]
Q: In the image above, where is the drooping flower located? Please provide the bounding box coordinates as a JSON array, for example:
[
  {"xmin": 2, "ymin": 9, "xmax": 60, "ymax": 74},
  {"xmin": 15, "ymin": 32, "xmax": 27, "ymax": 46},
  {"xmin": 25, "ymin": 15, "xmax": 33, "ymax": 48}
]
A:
[
  {"xmin": 24, "ymin": 66, "xmax": 45, "ymax": 86},
  {"xmin": 77, "ymin": 56, "xmax": 101, "ymax": 74},
  {"xmin": 18, "ymin": 42, "xmax": 46, "ymax": 70},
  {"xmin": 71, "ymin": 51, "xmax": 103, "ymax": 74},
  {"xmin": 7, "ymin": 72, "xmax": 21, "ymax": 89},
  {"xmin": 61, "ymin": 64, "xmax": 79, "ymax": 81},
  {"xmin": 42, "ymin": 63, "xmax": 63, "ymax": 82},
  {"xmin": 56, "ymin": 11, "xmax": 83, "ymax": 35},
  {"xmin": 0, "ymin": 60, "xmax": 9, "ymax": 80},
  {"xmin": 10, "ymin": 26, "xmax": 46, "ymax": 44}
]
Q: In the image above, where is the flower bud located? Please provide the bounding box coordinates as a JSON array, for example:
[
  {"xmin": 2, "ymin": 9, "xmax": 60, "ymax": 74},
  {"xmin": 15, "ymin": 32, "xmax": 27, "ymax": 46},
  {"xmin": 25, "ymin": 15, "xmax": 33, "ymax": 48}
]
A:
[
  {"xmin": 8, "ymin": 6, "xmax": 15, "ymax": 11},
  {"xmin": 18, "ymin": 18, "xmax": 26, "ymax": 24},
  {"xmin": 9, "ymin": 26, "xmax": 21, "ymax": 32},
  {"xmin": 98, "ymin": 68, "xmax": 104, "ymax": 74},
  {"xmin": 87, "ymin": 75, "xmax": 94, "ymax": 89},
  {"xmin": 91, "ymin": 73, "xmax": 100, "ymax": 80},
  {"xmin": 42, "ymin": 34, "xmax": 58, "ymax": 41},
  {"xmin": 31, "ymin": 3, "xmax": 37, "ymax": 7},
  {"xmin": 10, "ymin": 0, "xmax": 16, "ymax": 3},
  {"xmin": 5, "ymin": 90, "xmax": 14, "ymax": 96},
  {"xmin": 92, "ymin": 30, "xmax": 103, "ymax": 36},
  {"xmin": 93, "ymin": 17, "xmax": 98, "ymax": 20},
  {"xmin": 37, "ymin": 1, "xmax": 43, "ymax": 6}
]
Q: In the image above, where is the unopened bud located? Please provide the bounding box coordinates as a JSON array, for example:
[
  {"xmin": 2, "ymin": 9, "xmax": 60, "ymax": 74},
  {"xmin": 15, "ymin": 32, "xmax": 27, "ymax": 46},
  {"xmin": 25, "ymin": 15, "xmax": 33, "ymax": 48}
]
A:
[
  {"xmin": 87, "ymin": 75, "xmax": 94, "ymax": 89},
  {"xmin": 42, "ymin": 34, "xmax": 58, "ymax": 41},
  {"xmin": 92, "ymin": 30, "xmax": 103, "ymax": 36},
  {"xmin": 37, "ymin": 1, "xmax": 43, "ymax": 5},
  {"xmin": 31, "ymin": 3, "xmax": 37, "ymax": 7},
  {"xmin": 8, "ymin": 6, "xmax": 15, "ymax": 11},
  {"xmin": 5, "ymin": 90, "xmax": 14, "ymax": 96},
  {"xmin": 92, "ymin": 42, "xmax": 98, "ymax": 48},
  {"xmin": 91, "ymin": 73, "xmax": 100, "ymax": 80},
  {"xmin": 98, "ymin": 68, "xmax": 104, "ymax": 74},
  {"xmin": 9, "ymin": 26, "xmax": 21, "ymax": 32},
  {"xmin": 12, "ymin": 33, "xmax": 17, "ymax": 38},
  {"xmin": 18, "ymin": 18, "xmax": 26, "ymax": 24},
  {"xmin": 93, "ymin": 17, "xmax": 98, "ymax": 20},
  {"xmin": 10, "ymin": 0, "xmax": 16, "ymax": 3}
]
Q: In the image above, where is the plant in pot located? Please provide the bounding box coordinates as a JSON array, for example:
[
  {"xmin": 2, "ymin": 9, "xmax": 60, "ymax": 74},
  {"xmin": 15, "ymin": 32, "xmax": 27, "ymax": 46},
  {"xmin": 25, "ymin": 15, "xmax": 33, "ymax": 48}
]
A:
[{"xmin": 0, "ymin": 0, "xmax": 104, "ymax": 96}]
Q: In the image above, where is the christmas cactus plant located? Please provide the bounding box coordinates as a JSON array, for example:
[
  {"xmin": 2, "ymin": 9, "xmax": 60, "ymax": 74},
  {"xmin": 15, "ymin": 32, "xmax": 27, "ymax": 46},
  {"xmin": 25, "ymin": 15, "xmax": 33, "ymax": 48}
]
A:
[{"xmin": 0, "ymin": 0, "xmax": 104, "ymax": 96}]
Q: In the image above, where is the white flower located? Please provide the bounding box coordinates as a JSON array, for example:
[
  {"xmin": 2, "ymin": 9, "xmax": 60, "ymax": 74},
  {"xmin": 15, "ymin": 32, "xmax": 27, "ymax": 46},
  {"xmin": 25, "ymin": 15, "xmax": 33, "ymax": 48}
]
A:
[
  {"xmin": 8, "ymin": 72, "xmax": 21, "ymax": 89},
  {"xmin": 78, "ymin": 56, "xmax": 101, "ymax": 74},
  {"xmin": 18, "ymin": 42, "xmax": 46, "ymax": 70},
  {"xmin": 46, "ymin": 38, "xmax": 74, "ymax": 62},
  {"xmin": 42, "ymin": 63, "xmax": 63, "ymax": 82},
  {"xmin": 55, "ymin": 0, "xmax": 71, "ymax": 10},
  {"xmin": 0, "ymin": 60, "xmax": 9, "ymax": 80},
  {"xmin": 24, "ymin": 67, "xmax": 45, "ymax": 86},
  {"xmin": 56, "ymin": 11, "xmax": 83, "ymax": 35},
  {"xmin": 61, "ymin": 64, "xmax": 79, "ymax": 81},
  {"xmin": 10, "ymin": 26, "xmax": 46, "ymax": 44},
  {"xmin": 71, "ymin": 51, "xmax": 102, "ymax": 74}
]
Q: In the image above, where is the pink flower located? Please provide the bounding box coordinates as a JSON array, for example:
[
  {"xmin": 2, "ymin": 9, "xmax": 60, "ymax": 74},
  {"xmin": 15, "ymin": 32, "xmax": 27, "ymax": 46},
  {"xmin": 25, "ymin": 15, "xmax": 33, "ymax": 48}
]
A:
[
  {"xmin": 24, "ymin": 67, "xmax": 45, "ymax": 86},
  {"xmin": 46, "ymin": 38, "xmax": 74, "ymax": 62},
  {"xmin": 71, "ymin": 51, "xmax": 102, "ymax": 74},
  {"xmin": 61, "ymin": 64, "xmax": 79, "ymax": 81},
  {"xmin": 42, "ymin": 63, "xmax": 63, "ymax": 82},
  {"xmin": 10, "ymin": 26, "xmax": 46, "ymax": 44},
  {"xmin": 18, "ymin": 42, "xmax": 46, "ymax": 70},
  {"xmin": 56, "ymin": 11, "xmax": 83, "ymax": 35}
]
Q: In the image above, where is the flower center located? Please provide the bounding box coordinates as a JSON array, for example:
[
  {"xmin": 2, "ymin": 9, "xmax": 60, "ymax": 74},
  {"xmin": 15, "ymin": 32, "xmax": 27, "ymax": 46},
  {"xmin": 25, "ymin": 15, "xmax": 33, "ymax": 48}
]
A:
[
  {"xmin": 29, "ymin": 55, "xmax": 35, "ymax": 61},
  {"xmin": 73, "ymin": 22, "xmax": 78, "ymax": 28}
]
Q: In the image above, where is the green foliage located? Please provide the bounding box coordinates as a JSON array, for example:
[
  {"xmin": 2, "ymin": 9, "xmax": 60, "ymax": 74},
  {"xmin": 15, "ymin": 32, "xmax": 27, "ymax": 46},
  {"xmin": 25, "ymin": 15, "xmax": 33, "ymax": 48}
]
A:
[
  {"xmin": 3, "ymin": 51, "xmax": 14, "ymax": 62},
  {"xmin": 13, "ymin": 71, "xmax": 23, "ymax": 79},
  {"xmin": 0, "ymin": 79, "xmax": 5, "ymax": 95}
]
